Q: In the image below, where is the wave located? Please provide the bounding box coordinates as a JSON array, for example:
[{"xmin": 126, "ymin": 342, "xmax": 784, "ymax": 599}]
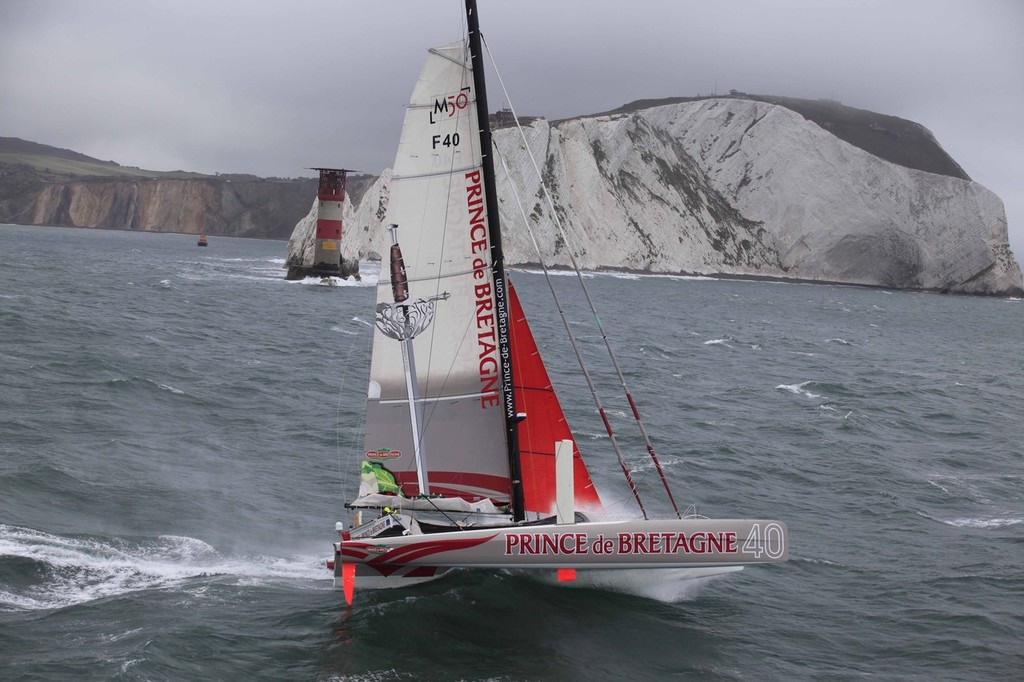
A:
[
  {"xmin": 793, "ymin": 556, "xmax": 842, "ymax": 567},
  {"xmin": 202, "ymin": 257, "xmax": 283, "ymax": 264},
  {"xmin": 702, "ymin": 335, "xmax": 761, "ymax": 350},
  {"xmin": 776, "ymin": 381, "xmax": 823, "ymax": 400},
  {"xmin": 0, "ymin": 524, "xmax": 327, "ymax": 612},
  {"xmin": 639, "ymin": 344, "xmax": 673, "ymax": 360},
  {"xmin": 510, "ymin": 267, "xmax": 714, "ymax": 283},
  {"xmin": 626, "ymin": 454, "xmax": 685, "ymax": 474},
  {"xmin": 510, "ymin": 267, "xmax": 593, "ymax": 278},
  {"xmin": 106, "ymin": 376, "xmax": 187, "ymax": 396},
  {"xmin": 331, "ymin": 324, "xmax": 363, "ymax": 336},
  {"xmin": 289, "ymin": 275, "xmax": 372, "ymax": 288},
  {"xmin": 937, "ymin": 517, "xmax": 1022, "ymax": 529}
]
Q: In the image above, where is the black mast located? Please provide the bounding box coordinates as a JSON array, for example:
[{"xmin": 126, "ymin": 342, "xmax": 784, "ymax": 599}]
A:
[{"xmin": 465, "ymin": 0, "xmax": 525, "ymax": 521}]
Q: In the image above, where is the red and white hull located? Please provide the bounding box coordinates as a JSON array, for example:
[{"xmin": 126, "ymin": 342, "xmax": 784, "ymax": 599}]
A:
[{"xmin": 330, "ymin": 517, "xmax": 787, "ymax": 598}]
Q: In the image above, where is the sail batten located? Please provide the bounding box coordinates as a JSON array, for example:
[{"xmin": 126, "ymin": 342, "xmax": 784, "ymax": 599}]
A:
[
  {"xmin": 392, "ymin": 164, "xmax": 481, "ymax": 181},
  {"xmin": 379, "ymin": 390, "xmax": 499, "ymax": 406}
]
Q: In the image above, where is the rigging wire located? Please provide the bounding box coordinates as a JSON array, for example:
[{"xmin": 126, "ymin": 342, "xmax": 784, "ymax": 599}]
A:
[
  {"xmin": 483, "ymin": 34, "xmax": 683, "ymax": 519},
  {"xmin": 495, "ymin": 147, "xmax": 648, "ymax": 519},
  {"xmin": 336, "ymin": 306, "xmax": 375, "ymax": 501}
]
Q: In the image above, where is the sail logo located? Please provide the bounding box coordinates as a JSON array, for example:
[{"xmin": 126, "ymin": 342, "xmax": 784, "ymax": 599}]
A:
[
  {"xmin": 374, "ymin": 224, "xmax": 451, "ymax": 343},
  {"xmin": 366, "ymin": 448, "xmax": 402, "ymax": 459},
  {"xmin": 430, "ymin": 87, "xmax": 471, "ymax": 123},
  {"xmin": 466, "ymin": 170, "xmax": 500, "ymax": 409}
]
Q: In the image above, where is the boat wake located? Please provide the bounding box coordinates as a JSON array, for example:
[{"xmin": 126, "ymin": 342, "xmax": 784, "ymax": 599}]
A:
[
  {"xmin": 533, "ymin": 566, "xmax": 740, "ymax": 602},
  {"xmin": 0, "ymin": 524, "xmax": 326, "ymax": 612}
]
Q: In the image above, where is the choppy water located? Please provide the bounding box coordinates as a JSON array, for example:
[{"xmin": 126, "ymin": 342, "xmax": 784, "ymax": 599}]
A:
[{"xmin": 1, "ymin": 224, "xmax": 1021, "ymax": 680}]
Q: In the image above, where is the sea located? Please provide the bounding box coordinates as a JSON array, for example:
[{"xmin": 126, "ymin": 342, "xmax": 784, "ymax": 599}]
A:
[{"xmin": 1, "ymin": 223, "xmax": 1021, "ymax": 681}]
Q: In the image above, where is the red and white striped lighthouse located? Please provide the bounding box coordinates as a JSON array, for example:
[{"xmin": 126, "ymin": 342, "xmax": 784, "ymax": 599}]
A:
[{"xmin": 312, "ymin": 168, "xmax": 348, "ymax": 275}]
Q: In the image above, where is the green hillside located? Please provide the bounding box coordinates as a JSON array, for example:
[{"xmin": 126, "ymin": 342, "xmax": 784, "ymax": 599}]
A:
[{"xmin": 0, "ymin": 137, "xmax": 210, "ymax": 181}]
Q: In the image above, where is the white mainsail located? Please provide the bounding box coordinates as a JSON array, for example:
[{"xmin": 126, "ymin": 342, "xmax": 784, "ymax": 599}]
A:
[{"xmin": 362, "ymin": 42, "xmax": 512, "ymax": 504}]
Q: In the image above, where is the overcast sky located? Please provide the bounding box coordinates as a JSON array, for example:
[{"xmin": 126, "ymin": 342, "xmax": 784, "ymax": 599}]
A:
[{"xmin": 2, "ymin": 0, "xmax": 1022, "ymax": 255}]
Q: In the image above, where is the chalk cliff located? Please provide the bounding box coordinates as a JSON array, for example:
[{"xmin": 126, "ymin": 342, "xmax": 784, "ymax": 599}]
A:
[{"xmin": 302, "ymin": 97, "xmax": 1022, "ymax": 296}]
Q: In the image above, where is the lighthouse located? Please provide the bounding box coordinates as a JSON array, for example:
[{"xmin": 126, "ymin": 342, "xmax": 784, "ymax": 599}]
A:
[
  {"xmin": 312, "ymin": 168, "xmax": 348, "ymax": 276},
  {"xmin": 284, "ymin": 167, "xmax": 361, "ymax": 281}
]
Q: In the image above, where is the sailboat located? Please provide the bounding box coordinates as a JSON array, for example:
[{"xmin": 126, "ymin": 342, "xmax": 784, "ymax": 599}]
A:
[{"xmin": 329, "ymin": 0, "xmax": 787, "ymax": 603}]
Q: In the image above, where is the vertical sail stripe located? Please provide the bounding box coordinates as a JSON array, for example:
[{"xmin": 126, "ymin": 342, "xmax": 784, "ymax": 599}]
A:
[{"xmin": 391, "ymin": 471, "xmax": 512, "ymax": 503}]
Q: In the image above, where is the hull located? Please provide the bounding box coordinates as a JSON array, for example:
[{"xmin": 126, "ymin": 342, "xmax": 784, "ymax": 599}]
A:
[{"xmin": 332, "ymin": 518, "xmax": 787, "ymax": 590}]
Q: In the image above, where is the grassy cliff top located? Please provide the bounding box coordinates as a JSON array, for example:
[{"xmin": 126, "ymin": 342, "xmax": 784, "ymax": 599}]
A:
[
  {"xmin": 576, "ymin": 94, "xmax": 970, "ymax": 181},
  {"xmin": 0, "ymin": 137, "xmax": 216, "ymax": 181}
]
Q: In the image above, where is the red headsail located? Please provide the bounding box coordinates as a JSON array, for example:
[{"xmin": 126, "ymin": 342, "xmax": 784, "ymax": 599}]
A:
[{"xmin": 508, "ymin": 281, "xmax": 602, "ymax": 514}]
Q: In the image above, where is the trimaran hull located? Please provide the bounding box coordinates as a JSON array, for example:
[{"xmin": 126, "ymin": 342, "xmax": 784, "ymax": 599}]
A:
[{"xmin": 332, "ymin": 518, "xmax": 787, "ymax": 590}]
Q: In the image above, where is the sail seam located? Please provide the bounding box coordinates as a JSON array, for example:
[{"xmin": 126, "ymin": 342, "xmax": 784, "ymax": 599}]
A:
[
  {"xmin": 428, "ymin": 45, "xmax": 467, "ymax": 68},
  {"xmin": 375, "ymin": 390, "xmax": 498, "ymax": 405},
  {"xmin": 392, "ymin": 165, "xmax": 480, "ymax": 181}
]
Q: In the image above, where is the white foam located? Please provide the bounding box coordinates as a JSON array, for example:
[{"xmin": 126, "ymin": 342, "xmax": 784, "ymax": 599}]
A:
[
  {"xmin": 511, "ymin": 268, "xmax": 593, "ymax": 278},
  {"xmin": 509, "ymin": 267, "xmax": 713, "ymax": 283},
  {"xmin": 626, "ymin": 454, "xmax": 685, "ymax": 474},
  {"xmin": 0, "ymin": 525, "xmax": 328, "ymax": 611},
  {"xmin": 776, "ymin": 381, "xmax": 822, "ymax": 399},
  {"xmin": 0, "ymin": 589, "xmax": 43, "ymax": 610},
  {"xmin": 535, "ymin": 566, "xmax": 739, "ymax": 602},
  {"xmin": 352, "ymin": 316, "xmax": 374, "ymax": 328},
  {"xmin": 941, "ymin": 517, "xmax": 1022, "ymax": 529},
  {"xmin": 290, "ymin": 275, "xmax": 369, "ymax": 288}
]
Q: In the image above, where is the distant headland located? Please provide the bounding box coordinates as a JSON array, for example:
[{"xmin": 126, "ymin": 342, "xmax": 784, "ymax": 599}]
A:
[{"xmin": 4, "ymin": 92, "xmax": 1022, "ymax": 296}]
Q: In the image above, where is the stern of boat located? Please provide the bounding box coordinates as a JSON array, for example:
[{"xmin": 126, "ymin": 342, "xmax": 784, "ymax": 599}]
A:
[{"xmin": 327, "ymin": 512, "xmax": 450, "ymax": 600}]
